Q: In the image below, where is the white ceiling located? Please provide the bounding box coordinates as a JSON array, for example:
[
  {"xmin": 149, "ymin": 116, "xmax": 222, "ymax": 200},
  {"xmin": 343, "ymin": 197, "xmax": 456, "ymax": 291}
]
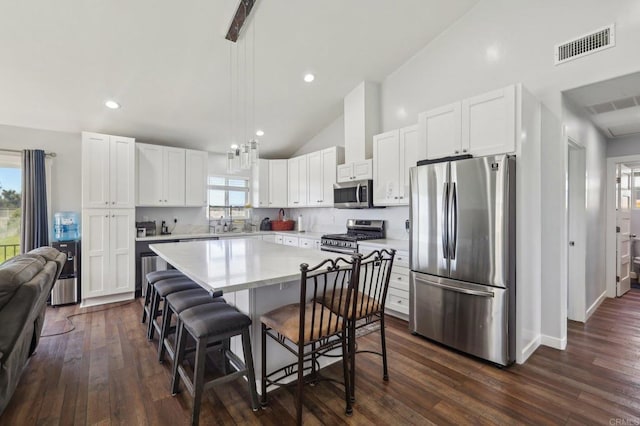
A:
[
  {"xmin": 0, "ymin": 0, "xmax": 478, "ymax": 156},
  {"xmin": 564, "ymin": 71, "xmax": 640, "ymax": 139}
]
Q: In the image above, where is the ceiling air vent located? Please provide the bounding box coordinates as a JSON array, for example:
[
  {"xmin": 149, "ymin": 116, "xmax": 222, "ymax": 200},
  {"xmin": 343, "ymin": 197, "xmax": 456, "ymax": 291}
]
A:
[{"xmin": 555, "ymin": 24, "xmax": 615, "ymax": 65}]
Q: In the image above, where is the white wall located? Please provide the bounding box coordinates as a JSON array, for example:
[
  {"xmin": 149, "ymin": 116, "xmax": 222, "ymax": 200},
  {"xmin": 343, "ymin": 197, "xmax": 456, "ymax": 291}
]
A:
[
  {"xmin": 563, "ymin": 97, "xmax": 608, "ymax": 309},
  {"xmin": 607, "ymin": 135, "xmax": 640, "ymax": 157},
  {"xmin": 0, "ymin": 124, "xmax": 81, "ymax": 214},
  {"xmin": 292, "ymin": 115, "xmax": 344, "ymax": 157},
  {"xmin": 381, "ymin": 0, "xmax": 640, "ymax": 131}
]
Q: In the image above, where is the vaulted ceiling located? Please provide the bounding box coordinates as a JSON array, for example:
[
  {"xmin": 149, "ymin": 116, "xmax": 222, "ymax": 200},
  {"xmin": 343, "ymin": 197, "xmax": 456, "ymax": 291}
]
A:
[{"xmin": 0, "ymin": 0, "xmax": 478, "ymax": 156}]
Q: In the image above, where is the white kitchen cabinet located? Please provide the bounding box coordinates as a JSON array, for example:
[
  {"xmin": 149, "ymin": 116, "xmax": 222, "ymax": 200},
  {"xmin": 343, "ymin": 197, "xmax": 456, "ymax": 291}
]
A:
[
  {"xmin": 288, "ymin": 155, "xmax": 308, "ymax": 207},
  {"xmin": 461, "ymin": 85, "xmax": 516, "ymax": 157},
  {"xmin": 185, "ymin": 149, "xmax": 208, "ymax": 206},
  {"xmin": 420, "ymin": 102, "xmax": 462, "ymax": 159},
  {"xmin": 337, "ymin": 159, "xmax": 372, "ymax": 183},
  {"xmin": 298, "ymin": 237, "xmax": 320, "ymax": 250},
  {"xmin": 268, "ymin": 160, "xmax": 288, "ymax": 207},
  {"xmin": 82, "ymin": 208, "xmax": 135, "ymax": 303},
  {"xmin": 82, "ymin": 132, "xmax": 135, "ymax": 209},
  {"xmin": 359, "ymin": 244, "xmax": 409, "ymax": 319},
  {"xmin": 283, "ymin": 235, "xmax": 299, "ymax": 247},
  {"xmin": 308, "ymin": 147, "xmax": 342, "ymax": 207},
  {"xmin": 252, "ymin": 159, "xmax": 270, "ymax": 208},
  {"xmin": 373, "ymin": 125, "xmax": 418, "ymax": 206},
  {"xmin": 137, "ymin": 143, "xmax": 186, "ymax": 206},
  {"xmin": 274, "ymin": 234, "xmax": 284, "ymax": 244},
  {"xmin": 419, "ymin": 85, "xmax": 517, "ymax": 159}
]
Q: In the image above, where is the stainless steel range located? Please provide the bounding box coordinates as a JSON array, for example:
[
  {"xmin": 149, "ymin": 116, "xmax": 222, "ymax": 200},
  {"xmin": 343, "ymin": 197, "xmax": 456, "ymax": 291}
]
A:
[{"xmin": 321, "ymin": 219, "xmax": 385, "ymax": 254}]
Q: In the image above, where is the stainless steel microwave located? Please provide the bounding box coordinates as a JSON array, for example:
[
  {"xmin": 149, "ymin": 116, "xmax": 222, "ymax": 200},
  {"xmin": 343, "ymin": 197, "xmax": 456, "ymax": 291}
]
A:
[{"xmin": 333, "ymin": 180, "xmax": 374, "ymax": 209}]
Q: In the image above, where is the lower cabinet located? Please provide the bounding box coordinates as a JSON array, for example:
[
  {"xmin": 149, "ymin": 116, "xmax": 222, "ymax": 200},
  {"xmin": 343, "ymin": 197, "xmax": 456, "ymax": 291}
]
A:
[
  {"xmin": 359, "ymin": 245, "xmax": 409, "ymax": 319},
  {"xmin": 82, "ymin": 209, "xmax": 135, "ymax": 305}
]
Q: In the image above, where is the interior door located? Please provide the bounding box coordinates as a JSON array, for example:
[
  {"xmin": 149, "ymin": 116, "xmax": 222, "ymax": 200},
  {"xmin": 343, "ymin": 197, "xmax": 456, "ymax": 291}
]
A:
[{"xmin": 617, "ymin": 164, "xmax": 632, "ymax": 297}]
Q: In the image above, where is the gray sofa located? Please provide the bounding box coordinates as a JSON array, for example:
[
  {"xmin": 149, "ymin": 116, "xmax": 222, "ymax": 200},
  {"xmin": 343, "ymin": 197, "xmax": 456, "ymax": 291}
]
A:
[{"xmin": 0, "ymin": 247, "xmax": 66, "ymax": 414}]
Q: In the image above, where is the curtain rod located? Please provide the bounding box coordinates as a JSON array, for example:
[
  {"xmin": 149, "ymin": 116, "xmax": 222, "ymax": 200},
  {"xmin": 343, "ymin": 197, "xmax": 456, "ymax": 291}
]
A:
[{"xmin": 0, "ymin": 148, "xmax": 56, "ymax": 158}]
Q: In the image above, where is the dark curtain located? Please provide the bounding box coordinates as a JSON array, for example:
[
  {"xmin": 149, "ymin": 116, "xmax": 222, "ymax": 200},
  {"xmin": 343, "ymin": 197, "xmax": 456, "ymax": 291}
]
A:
[{"xmin": 20, "ymin": 149, "xmax": 49, "ymax": 252}]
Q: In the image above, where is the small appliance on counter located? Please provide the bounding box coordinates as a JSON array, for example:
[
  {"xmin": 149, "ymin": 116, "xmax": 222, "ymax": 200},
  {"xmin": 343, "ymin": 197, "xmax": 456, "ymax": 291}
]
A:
[
  {"xmin": 321, "ymin": 219, "xmax": 385, "ymax": 254},
  {"xmin": 136, "ymin": 221, "xmax": 156, "ymax": 238},
  {"xmin": 160, "ymin": 220, "xmax": 170, "ymax": 235},
  {"xmin": 259, "ymin": 218, "xmax": 272, "ymax": 231},
  {"xmin": 50, "ymin": 240, "xmax": 80, "ymax": 306}
]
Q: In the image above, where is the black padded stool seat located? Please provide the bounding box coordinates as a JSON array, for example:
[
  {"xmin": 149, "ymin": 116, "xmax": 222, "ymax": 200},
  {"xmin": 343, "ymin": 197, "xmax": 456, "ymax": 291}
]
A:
[
  {"xmin": 181, "ymin": 303, "xmax": 251, "ymax": 338},
  {"xmin": 142, "ymin": 269, "xmax": 185, "ymax": 323},
  {"xmin": 148, "ymin": 277, "xmax": 201, "ymax": 340},
  {"xmin": 158, "ymin": 288, "xmax": 226, "ymax": 363},
  {"xmin": 172, "ymin": 302, "xmax": 259, "ymax": 426}
]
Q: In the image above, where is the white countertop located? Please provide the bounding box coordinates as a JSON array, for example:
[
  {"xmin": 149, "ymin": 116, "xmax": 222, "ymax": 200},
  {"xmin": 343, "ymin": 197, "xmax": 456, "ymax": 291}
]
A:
[
  {"xmin": 136, "ymin": 230, "xmax": 325, "ymax": 242},
  {"xmin": 149, "ymin": 238, "xmax": 344, "ymax": 293}
]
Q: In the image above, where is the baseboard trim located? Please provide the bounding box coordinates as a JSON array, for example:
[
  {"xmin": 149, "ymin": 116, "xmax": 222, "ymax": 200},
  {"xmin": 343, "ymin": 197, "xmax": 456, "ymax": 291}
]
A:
[
  {"xmin": 518, "ymin": 335, "xmax": 541, "ymax": 364},
  {"xmin": 81, "ymin": 292, "xmax": 135, "ymax": 308},
  {"xmin": 540, "ymin": 334, "xmax": 567, "ymax": 350},
  {"xmin": 586, "ymin": 290, "xmax": 607, "ymax": 320}
]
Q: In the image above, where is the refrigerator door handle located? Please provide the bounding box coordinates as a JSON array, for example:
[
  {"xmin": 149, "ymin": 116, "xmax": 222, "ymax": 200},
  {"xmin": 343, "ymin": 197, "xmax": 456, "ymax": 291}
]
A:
[
  {"xmin": 415, "ymin": 276, "xmax": 495, "ymax": 298},
  {"xmin": 449, "ymin": 182, "xmax": 458, "ymax": 260},
  {"xmin": 441, "ymin": 182, "xmax": 449, "ymax": 259}
]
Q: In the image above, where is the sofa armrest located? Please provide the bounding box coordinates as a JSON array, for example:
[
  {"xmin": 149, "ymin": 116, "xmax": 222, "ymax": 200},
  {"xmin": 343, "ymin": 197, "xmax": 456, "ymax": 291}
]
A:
[{"xmin": 0, "ymin": 284, "xmax": 39, "ymax": 366}]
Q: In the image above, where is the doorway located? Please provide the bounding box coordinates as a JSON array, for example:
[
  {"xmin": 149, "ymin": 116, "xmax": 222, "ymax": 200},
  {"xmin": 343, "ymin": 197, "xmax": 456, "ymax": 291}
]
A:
[{"xmin": 567, "ymin": 139, "xmax": 586, "ymax": 322}]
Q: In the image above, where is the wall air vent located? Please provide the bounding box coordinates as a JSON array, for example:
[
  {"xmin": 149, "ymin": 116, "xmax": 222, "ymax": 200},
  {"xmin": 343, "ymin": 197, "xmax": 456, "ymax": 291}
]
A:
[{"xmin": 554, "ymin": 24, "xmax": 615, "ymax": 65}]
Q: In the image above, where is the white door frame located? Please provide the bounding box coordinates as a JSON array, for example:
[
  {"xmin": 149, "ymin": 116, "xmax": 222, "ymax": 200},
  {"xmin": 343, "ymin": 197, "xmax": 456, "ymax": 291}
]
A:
[
  {"xmin": 606, "ymin": 154, "xmax": 640, "ymax": 298},
  {"xmin": 567, "ymin": 138, "xmax": 586, "ymax": 322}
]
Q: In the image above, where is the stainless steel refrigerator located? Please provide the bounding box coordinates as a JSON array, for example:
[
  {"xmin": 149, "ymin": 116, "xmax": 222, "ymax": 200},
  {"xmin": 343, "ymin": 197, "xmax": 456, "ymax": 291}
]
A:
[{"xmin": 409, "ymin": 154, "xmax": 515, "ymax": 366}]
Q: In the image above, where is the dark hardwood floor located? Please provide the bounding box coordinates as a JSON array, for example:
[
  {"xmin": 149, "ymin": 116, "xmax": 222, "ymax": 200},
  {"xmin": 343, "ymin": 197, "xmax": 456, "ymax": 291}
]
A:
[{"xmin": 3, "ymin": 291, "xmax": 640, "ymax": 425}]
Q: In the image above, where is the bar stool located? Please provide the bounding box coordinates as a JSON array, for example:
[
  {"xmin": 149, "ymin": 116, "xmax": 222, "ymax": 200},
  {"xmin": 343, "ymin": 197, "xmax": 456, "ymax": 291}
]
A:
[
  {"xmin": 260, "ymin": 255, "xmax": 360, "ymax": 425},
  {"xmin": 148, "ymin": 277, "xmax": 201, "ymax": 340},
  {"xmin": 158, "ymin": 288, "xmax": 225, "ymax": 363},
  {"xmin": 171, "ymin": 302, "xmax": 259, "ymax": 426},
  {"xmin": 142, "ymin": 269, "xmax": 185, "ymax": 323}
]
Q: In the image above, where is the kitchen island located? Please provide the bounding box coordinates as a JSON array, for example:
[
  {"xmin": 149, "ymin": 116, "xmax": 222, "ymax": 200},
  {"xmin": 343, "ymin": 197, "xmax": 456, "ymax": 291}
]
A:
[{"xmin": 150, "ymin": 238, "xmax": 346, "ymax": 392}]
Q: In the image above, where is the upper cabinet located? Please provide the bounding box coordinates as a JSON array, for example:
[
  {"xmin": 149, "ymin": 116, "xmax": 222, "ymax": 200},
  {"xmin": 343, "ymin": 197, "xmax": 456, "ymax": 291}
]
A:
[
  {"xmin": 252, "ymin": 159, "xmax": 270, "ymax": 208},
  {"xmin": 419, "ymin": 84, "xmax": 516, "ymax": 159},
  {"xmin": 137, "ymin": 144, "xmax": 184, "ymax": 206},
  {"xmin": 268, "ymin": 159, "xmax": 288, "ymax": 208},
  {"xmin": 308, "ymin": 147, "xmax": 343, "ymax": 207},
  {"xmin": 420, "ymin": 102, "xmax": 462, "ymax": 159},
  {"xmin": 372, "ymin": 125, "xmax": 419, "ymax": 206},
  {"xmin": 288, "ymin": 155, "xmax": 308, "ymax": 207},
  {"xmin": 185, "ymin": 149, "xmax": 208, "ymax": 206},
  {"xmin": 136, "ymin": 143, "xmax": 208, "ymax": 207},
  {"xmin": 82, "ymin": 132, "xmax": 135, "ymax": 209},
  {"xmin": 461, "ymin": 85, "xmax": 516, "ymax": 157},
  {"xmin": 337, "ymin": 159, "xmax": 372, "ymax": 182}
]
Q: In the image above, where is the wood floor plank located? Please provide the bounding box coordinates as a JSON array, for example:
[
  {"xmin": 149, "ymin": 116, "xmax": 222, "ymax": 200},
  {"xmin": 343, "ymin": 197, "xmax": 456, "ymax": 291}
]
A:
[{"xmin": 4, "ymin": 290, "xmax": 640, "ymax": 425}]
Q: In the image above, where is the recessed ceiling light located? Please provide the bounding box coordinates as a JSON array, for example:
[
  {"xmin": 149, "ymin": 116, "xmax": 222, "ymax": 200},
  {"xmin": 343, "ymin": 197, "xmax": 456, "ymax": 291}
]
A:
[
  {"xmin": 256, "ymin": 129, "xmax": 264, "ymax": 136},
  {"xmin": 105, "ymin": 100, "xmax": 120, "ymax": 109},
  {"xmin": 303, "ymin": 73, "xmax": 315, "ymax": 83}
]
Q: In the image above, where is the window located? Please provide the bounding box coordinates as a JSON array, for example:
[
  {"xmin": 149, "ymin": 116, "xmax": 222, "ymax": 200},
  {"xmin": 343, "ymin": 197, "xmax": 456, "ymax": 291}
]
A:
[
  {"xmin": 207, "ymin": 176, "xmax": 250, "ymax": 219},
  {"xmin": 0, "ymin": 154, "xmax": 21, "ymax": 262},
  {"xmin": 634, "ymin": 171, "xmax": 640, "ymax": 209}
]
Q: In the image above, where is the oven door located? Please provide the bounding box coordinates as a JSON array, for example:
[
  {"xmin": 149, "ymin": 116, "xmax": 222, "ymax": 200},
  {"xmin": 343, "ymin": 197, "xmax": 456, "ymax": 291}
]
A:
[
  {"xmin": 333, "ymin": 180, "xmax": 373, "ymax": 208},
  {"xmin": 320, "ymin": 245, "xmax": 357, "ymax": 255}
]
